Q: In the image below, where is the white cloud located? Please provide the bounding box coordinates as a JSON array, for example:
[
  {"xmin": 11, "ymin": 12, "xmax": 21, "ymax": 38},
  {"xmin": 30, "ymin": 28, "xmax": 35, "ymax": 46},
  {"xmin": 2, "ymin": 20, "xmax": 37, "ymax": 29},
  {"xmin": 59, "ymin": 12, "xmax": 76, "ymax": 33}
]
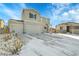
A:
[
  {"xmin": 62, "ymin": 12, "xmax": 68, "ymax": 16},
  {"xmin": 0, "ymin": 4, "xmax": 20, "ymax": 20},
  {"xmin": 75, "ymin": 15, "xmax": 79, "ymax": 19},
  {"xmin": 69, "ymin": 10, "xmax": 76, "ymax": 14},
  {"xmin": 77, "ymin": 9, "xmax": 79, "ymax": 12},
  {"xmin": 4, "ymin": 20, "xmax": 8, "ymax": 25},
  {"xmin": 4, "ymin": 9, "xmax": 20, "ymax": 19},
  {"xmin": 49, "ymin": 4, "xmax": 79, "ymax": 27}
]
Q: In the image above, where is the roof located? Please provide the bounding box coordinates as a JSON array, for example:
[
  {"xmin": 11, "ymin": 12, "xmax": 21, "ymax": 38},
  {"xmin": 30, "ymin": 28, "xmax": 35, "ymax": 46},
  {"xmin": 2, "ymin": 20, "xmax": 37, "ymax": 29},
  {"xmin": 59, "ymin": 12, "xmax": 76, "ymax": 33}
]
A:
[
  {"xmin": 8, "ymin": 19, "xmax": 24, "ymax": 24},
  {"xmin": 23, "ymin": 9, "xmax": 40, "ymax": 15},
  {"xmin": 16, "ymin": 20, "xmax": 24, "ymax": 22},
  {"xmin": 61, "ymin": 22, "xmax": 79, "ymax": 24},
  {"xmin": 41, "ymin": 17, "xmax": 50, "ymax": 20},
  {"xmin": 56, "ymin": 22, "xmax": 79, "ymax": 27}
]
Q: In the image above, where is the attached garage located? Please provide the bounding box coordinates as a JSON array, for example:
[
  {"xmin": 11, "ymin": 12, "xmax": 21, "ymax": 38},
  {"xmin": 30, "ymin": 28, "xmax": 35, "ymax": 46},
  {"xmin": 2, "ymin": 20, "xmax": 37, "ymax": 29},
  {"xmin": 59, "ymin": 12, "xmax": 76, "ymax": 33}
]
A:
[
  {"xmin": 24, "ymin": 20, "xmax": 47, "ymax": 34},
  {"xmin": 9, "ymin": 20, "xmax": 23, "ymax": 34},
  {"xmin": 9, "ymin": 20, "xmax": 48, "ymax": 34}
]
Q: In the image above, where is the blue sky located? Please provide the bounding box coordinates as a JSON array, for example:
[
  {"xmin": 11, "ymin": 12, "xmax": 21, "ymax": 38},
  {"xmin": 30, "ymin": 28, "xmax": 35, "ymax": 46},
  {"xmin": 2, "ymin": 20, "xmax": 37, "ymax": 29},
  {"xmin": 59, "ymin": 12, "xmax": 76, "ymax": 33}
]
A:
[{"xmin": 0, "ymin": 3, "xmax": 79, "ymax": 27}]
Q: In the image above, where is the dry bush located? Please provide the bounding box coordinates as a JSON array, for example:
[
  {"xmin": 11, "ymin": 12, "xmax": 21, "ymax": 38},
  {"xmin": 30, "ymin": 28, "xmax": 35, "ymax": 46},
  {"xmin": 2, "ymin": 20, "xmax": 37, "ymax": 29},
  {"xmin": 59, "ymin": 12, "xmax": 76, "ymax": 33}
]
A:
[{"xmin": 0, "ymin": 33, "xmax": 23, "ymax": 55}]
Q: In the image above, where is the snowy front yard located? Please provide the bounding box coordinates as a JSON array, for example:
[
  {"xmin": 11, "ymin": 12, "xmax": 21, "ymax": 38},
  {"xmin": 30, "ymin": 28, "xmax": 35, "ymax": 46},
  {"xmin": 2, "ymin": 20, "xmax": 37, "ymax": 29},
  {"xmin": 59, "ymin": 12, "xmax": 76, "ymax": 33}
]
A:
[
  {"xmin": 0, "ymin": 33, "xmax": 79, "ymax": 56},
  {"xmin": 0, "ymin": 34, "xmax": 23, "ymax": 56}
]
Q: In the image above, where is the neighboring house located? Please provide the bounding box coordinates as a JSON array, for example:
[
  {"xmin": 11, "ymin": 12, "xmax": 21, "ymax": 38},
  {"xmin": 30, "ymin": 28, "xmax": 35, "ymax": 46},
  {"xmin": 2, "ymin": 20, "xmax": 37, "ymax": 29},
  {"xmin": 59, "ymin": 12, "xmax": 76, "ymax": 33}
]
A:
[
  {"xmin": 9, "ymin": 9, "xmax": 50, "ymax": 34},
  {"xmin": 0, "ymin": 19, "xmax": 4, "ymax": 34},
  {"xmin": 3, "ymin": 26, "xmax": 10, "ymax": 33},
  {"xmin": 56, "ymin": 22, "xmax": 79, "ymax": 34},
  {"xmin": 0, "ymin": 19, "xmax": 4, "ymax": 29},
  {"xmin": 48, "ymin": 28, "xmax": 56, "ymax": 33}
]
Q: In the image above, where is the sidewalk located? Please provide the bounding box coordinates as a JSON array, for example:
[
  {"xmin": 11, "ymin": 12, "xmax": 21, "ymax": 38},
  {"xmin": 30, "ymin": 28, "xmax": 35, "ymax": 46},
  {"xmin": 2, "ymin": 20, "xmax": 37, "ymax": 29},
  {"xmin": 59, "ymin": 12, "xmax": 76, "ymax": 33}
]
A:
[{"xmin": 58, "ymin": 33, "xmax": 79, "ymax": 40}]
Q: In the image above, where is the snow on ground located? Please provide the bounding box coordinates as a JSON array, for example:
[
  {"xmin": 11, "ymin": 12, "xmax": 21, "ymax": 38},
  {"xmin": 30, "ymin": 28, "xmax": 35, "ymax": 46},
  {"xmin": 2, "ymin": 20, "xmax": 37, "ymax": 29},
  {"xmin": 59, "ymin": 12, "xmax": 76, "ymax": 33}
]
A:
[
  {"xmin": 19, "ymin": 39, "xmax": 66, "ymax": 56},
  {"xmin": 0, "ymin": 33, "xmax": 79, "ymax": 56},
  {"xmin": 57, "ymin": 33, "xmax": 79, "ymax": 40},
  {"xmin": 19, "ymin": 33, "xmax": 79, "ymax": 56}
]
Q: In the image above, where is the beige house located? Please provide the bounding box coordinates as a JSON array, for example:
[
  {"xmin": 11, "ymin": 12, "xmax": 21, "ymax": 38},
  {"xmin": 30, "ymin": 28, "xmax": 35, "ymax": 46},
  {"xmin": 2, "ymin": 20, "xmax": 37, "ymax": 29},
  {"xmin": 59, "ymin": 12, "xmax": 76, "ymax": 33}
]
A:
[
  {"xmin": 0, "ymin": 19, "xmax": 4, "ymax": 29},
  {"xmin": 0, "ymin": 19, "xmax": 4, "ymax": 33},
  {"xmin": 48, "ymin": 28, "xmax": 56, "ymax": 33},
  {"xmin": 9, "ymin": 9, "xmax": 50, "ymax": 34},
  {"xmin": 56, "ymin": 22, "xmax": 79, "ymax": 34}
]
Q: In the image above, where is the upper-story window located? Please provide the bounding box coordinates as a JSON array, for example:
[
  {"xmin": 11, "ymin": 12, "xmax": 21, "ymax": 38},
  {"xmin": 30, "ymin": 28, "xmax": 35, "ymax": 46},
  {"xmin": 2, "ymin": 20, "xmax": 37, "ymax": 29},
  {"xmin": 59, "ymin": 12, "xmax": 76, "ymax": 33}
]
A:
[
  {"xmin": 34, "ymin": 14, "xmax": 36, "ymax": 19},
  {"xmin": 29, "ymin": 13, "xmax": 36, "ymax": 19},
  {"xmin": 29, "ymin": 13, "xmax": 33, "ymax": 18}
]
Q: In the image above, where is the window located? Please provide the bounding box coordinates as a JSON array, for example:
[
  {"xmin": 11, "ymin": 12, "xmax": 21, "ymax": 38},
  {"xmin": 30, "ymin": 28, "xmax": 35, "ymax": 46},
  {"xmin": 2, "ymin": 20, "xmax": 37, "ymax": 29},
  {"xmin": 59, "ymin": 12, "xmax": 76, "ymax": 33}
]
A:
[
  {"xmin": 44, "ymin": 27, "xmax": 47, "ymax": 29},
  {"xmin": 34, "ymin": 14, "xmax": 36, "ymax": 19},
  {"xmin": 29, "ymin": 13, "xmax": 36, "ymax": 19},
  {"xmin": 29, "ymin": 13, "xmax": 33, "ymax": 18},
  {"xmin": 60, "ymin": 27, "xmax": 63, "ymax": 29}
]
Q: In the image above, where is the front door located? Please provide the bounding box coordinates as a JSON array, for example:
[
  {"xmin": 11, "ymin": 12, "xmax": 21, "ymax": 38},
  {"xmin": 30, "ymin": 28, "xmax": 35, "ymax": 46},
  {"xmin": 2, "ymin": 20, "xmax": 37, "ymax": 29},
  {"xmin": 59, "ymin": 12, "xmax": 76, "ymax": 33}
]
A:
[{"xmin": 66, "ymin": 26, "xmax": 70, "ymax": 32}]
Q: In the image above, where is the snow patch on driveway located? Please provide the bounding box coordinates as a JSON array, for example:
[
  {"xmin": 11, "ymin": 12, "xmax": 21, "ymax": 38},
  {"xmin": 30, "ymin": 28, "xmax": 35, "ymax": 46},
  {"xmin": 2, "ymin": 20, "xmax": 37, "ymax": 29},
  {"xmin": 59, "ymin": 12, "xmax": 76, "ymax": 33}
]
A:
[
  {"xmin": 19, "ymin": 33, "xmax": 79, "ymax": 56},
  {"xmin": 58, "ymin": 33, "xmax": 79, "ymax": 40}
]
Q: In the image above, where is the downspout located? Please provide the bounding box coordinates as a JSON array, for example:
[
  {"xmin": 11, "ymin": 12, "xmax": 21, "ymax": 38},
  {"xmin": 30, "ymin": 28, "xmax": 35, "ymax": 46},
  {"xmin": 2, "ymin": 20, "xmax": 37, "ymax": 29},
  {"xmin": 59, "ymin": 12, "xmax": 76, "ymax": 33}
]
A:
[{"xmin": 23, "ymin": 20, "xmax": 24, "ymax": 34}]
